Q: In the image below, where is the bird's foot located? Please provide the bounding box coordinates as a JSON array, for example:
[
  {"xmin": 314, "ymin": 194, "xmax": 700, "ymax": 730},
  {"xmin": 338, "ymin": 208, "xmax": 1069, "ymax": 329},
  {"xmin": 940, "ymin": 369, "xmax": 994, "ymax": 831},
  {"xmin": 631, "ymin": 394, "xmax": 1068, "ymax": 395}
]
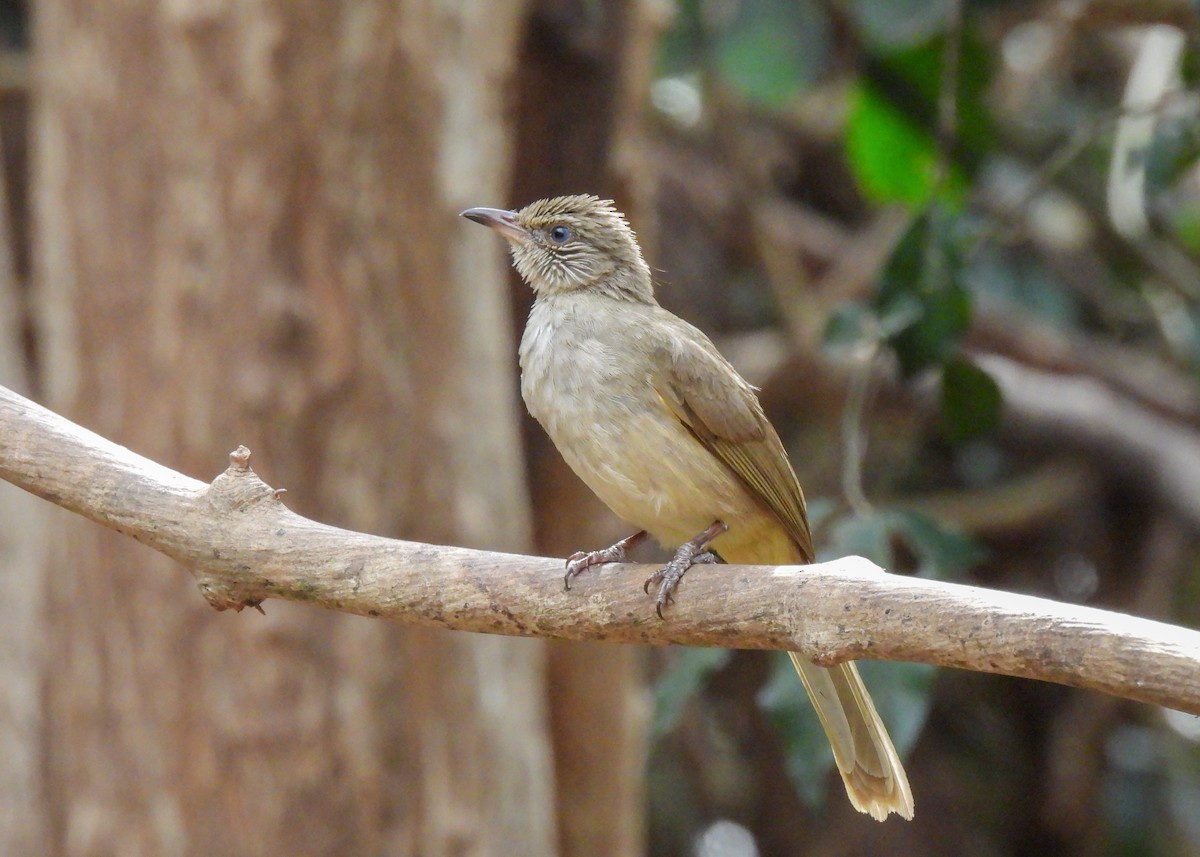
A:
[
  {"xmin": 644, "ymin": 521, "xmax": 728, "ymax": 618},
  {"xmin": 564, "ymin": 530, "xmax": 648, "ymax": 590}
]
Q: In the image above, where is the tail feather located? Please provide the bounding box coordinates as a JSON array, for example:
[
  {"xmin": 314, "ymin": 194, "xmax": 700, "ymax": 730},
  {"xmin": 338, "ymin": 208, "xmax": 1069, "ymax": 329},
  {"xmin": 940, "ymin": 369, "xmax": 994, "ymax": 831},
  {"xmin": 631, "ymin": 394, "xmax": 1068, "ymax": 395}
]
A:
[{"xmin": 788, "ymin": 653, "xmax": 914, "ymax": 821}]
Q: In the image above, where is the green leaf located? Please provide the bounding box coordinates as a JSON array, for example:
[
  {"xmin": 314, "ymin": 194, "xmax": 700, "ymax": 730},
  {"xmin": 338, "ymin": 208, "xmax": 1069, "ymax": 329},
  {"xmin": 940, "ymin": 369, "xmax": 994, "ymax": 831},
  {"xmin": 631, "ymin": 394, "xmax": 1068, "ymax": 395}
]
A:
[
  {"xmin": 897, "ymin": 284, "xmax": 970, "ymax": 375},
  {"xmin": 873, "ymin": 208, "xmax": 972, "ymax": 376},
  {"xmin": 854, "ymin": 659, "xmax": 937, "ymax": 755},
  {"xmin": 1143, "ymin": 109, "xmax": 1200, "ymax": 190},
  {"xmin": 847, "ymin": 82, "xmax": 939, "ymax": 205},
  {"xmin": 887, "ymin": 508, "xmax": 986, "ymax": 579},
  {"xmin": 964, "ymin": 243, "xmax": 1082, "ymax": 326},
  {"xmin": 825, "ymin": 507, "xmax": 984, "ymax": 578},
  {"xmin": 876, "ymin": 292, "xmax": 924, "ymax": 337},
  {"xmin": 940, "ymin": 356, "xmax": 1002, "ymax": 442},
  {"xmin": 865, "ymin": 31, "xmax": 995, "ymax": 175},
  {"xmin": 651, "ymin": 647, "xmax": 732, "ymax": 737},
  {"xmin": 1171, "ymin": 203, "xmax": 1200, "ymax": 255},
  {"xmin": 823, "ymin": 299, "xmax": 926, "ymax": 358},
  {"xmin": 826, "ymin": 512, "xmax": 894, "ymax": 567},
  {"xmin": 822, "ymin": 302, "xmax": 876, "ymax": 354},
  {"xmin": 714, "ymin": 1, "xmax": 831, "ymax": 108}
]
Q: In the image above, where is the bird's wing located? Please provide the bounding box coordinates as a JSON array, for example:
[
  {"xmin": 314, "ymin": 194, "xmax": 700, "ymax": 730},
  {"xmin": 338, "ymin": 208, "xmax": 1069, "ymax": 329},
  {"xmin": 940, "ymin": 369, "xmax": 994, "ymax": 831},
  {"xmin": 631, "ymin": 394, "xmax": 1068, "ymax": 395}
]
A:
[{"xmin": 652, "ymin": 326, "xmax": 815, "ymax": 562}]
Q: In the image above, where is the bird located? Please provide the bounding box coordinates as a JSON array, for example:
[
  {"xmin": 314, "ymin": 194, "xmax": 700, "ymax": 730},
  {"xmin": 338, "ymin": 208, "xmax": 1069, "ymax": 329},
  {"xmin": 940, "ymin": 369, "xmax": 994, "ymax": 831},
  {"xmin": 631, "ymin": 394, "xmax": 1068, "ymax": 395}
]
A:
[{"xmin": 462, "ymin": 194, "xmax": 913, "ymax": 821}]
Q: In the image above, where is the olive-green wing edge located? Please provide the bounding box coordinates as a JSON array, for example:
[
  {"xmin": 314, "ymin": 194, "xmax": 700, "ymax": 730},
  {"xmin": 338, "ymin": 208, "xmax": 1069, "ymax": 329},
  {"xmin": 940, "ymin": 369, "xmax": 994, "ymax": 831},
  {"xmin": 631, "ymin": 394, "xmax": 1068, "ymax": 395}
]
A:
[{"xmin": 654, "ymin": 340, "xmax": 816, "ymax": 562}]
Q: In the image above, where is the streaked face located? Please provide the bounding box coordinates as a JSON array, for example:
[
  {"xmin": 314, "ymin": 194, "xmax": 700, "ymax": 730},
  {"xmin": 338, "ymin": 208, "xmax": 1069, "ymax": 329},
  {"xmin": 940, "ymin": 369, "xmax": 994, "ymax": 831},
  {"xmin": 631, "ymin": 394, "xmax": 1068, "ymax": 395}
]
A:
[{"xmin": 462, "ymin": 195, "xmax": 645, "ymax": 296}]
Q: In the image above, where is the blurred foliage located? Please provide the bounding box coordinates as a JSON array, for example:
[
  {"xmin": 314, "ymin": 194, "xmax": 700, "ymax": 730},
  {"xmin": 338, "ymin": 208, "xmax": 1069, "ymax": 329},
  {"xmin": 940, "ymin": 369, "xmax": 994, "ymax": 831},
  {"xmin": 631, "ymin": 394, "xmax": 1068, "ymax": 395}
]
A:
[
  {"xmin": 873, "ymin": 208, "xmax": 972, "ymax": 374},
  {"xmin": 648, "ymin": 0, "xmax": 1200, "ymax": 850},
  {"xmin": 939, "ymin": 355, "xmax": 1003, "ymax": 441},
  {"xmin": 652, "ymin": 646, "xmax": 732, "ymax": 737},
  {"xmin": 713, "ymin": 2, "xmax": 831, "ymax": 107},
  {"xmin": 825, "ymin": 507, "xmax": 985, "ymax": 579},
  {"xmin": 659, "ymin": 0, "xmax": 833, "ymax": 105}
]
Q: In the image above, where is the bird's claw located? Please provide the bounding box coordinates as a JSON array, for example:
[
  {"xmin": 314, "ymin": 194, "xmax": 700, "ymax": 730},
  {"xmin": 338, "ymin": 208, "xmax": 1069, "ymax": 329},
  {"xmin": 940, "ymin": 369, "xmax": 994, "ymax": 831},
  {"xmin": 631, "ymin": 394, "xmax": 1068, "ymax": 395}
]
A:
[
  {"xmin": 564, "ymin": 526, "xmax": 723, "ymax": 619},
  {"xmin": 563, "ymin": 533, "xmax": 647, "ymax": 590},
  {"xmin": 645, "ymin": 549, "xmax": 719, "ymax": 617},
  {"xmin": 642, "ymin": 565, "xmax": 678, "ymax": 618},
  {"xmin": 564, "ymin": 549, "xmax": 607, "ymax": 590},
  {"xmin": 655, "ymin": 590, "xmax": 673, "ymax": 620}
]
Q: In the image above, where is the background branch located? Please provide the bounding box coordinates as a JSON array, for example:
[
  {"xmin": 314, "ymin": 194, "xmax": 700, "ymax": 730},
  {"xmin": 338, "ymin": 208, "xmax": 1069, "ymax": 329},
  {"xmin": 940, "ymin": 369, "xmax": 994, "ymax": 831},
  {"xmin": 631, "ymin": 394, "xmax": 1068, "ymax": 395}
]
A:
[{"xmin": 1, "ymin": 382, "xmax": 1198, "ymax": 715}]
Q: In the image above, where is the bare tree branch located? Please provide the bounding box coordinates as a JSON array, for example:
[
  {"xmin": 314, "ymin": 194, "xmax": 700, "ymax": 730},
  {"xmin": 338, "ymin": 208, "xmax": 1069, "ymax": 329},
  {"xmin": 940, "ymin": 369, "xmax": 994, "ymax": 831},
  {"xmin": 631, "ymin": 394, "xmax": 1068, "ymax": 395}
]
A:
[
  {"xmin": 2, "ymin": 382, "xmax": 1198, "ymax": 714},
  {"xmin": 978, "ymin": 354, "xmax": 1200, "ymax": 522}
]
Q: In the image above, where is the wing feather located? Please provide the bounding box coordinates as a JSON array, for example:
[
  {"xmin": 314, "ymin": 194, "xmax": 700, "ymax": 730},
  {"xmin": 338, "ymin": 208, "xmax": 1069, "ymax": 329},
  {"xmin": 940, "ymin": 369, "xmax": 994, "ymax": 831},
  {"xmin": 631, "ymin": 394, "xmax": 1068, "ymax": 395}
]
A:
[{"xmin": 653, "ymin": 329, "xmax": 815, "ymax": 562}]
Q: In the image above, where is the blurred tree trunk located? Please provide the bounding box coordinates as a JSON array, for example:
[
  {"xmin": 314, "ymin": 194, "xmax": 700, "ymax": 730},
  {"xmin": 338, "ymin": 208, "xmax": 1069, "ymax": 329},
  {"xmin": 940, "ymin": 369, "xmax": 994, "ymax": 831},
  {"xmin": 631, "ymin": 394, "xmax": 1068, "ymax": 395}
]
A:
[
  {"xmin": 31, "ymin": 2, "xmax": 555, "ymax": 856},
  {"xmin": 0, "ymin": 127, "xmax": 49, "ymax": 856},
  {"xmin": 509, "ymin": 4, "xmax": 663, "ymax": 857}
]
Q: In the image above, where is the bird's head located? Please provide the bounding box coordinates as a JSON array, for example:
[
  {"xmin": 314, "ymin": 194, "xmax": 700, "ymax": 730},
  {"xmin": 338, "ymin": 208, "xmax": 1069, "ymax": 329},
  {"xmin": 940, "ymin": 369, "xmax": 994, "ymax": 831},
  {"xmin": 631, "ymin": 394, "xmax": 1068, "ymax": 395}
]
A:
[{"xmin": 461, "ymin": 195, "xmax": 654, "ymax": 302}]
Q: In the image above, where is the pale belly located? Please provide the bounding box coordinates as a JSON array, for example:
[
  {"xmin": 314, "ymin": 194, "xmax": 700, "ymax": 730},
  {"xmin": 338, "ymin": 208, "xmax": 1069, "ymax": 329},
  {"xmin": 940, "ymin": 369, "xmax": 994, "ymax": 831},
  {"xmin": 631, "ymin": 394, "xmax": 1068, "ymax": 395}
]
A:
[
  {"xmin": 519, "ymin": 297, "xmax": 804, "ymax": 565},
  {"xmin": 552, "ymin": 403, "xmax": 739, "ymax": 543},
  {"xmin": 526, "ymin": 373, "xmax": 802, "ymax": 564}
]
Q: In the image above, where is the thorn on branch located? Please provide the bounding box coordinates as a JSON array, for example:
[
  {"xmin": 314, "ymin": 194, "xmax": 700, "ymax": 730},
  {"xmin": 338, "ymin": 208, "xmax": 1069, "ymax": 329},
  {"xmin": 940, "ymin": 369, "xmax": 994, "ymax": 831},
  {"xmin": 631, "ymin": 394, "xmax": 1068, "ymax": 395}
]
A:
[
  {"xmin": 229, "ymin": 445, "xmax": 252, "ymax": 469},
  {"xmin": 204, "ymin": 446, "xmax": 286, "ymax": 511}
]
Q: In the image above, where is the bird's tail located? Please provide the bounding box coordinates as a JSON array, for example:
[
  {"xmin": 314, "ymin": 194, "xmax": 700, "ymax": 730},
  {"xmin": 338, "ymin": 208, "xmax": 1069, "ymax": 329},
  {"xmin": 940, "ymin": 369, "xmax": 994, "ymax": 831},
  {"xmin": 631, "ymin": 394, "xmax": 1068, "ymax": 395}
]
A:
[{"xmin": 788, "ymin": 653, "xmax": 914, "ymax": 821}]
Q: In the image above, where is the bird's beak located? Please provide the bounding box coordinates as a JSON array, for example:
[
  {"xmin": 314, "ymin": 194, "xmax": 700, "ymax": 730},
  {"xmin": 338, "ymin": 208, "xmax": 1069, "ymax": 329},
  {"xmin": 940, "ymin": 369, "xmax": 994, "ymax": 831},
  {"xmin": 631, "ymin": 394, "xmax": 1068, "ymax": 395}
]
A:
[{"xmin": 460, "ymin": 207, "xmax": 528, "ymax": 244}]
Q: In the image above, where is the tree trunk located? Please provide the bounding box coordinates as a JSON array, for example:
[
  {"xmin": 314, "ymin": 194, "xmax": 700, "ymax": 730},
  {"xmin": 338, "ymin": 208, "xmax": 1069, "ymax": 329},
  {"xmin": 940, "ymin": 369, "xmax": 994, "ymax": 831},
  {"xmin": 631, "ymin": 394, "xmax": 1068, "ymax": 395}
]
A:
[
  {"xmin": 509, "ymin": 4, "xmax": 665, "ymax": 855},
  {"xmin": 0, "ymin": 122, "xmax": 50, "ymax": 857},
  {"xmin": 32, "ymin": 2, "xmax": 552, "ymax": 855}
]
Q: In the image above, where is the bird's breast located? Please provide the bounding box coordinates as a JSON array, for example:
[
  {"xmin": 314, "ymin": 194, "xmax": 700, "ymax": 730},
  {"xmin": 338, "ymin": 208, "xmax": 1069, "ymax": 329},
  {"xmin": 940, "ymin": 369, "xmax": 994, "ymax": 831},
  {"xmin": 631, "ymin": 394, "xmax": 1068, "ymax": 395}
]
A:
[{"xmin": 518, "ymin": 299, "xmax": 757, "ymax": 548}]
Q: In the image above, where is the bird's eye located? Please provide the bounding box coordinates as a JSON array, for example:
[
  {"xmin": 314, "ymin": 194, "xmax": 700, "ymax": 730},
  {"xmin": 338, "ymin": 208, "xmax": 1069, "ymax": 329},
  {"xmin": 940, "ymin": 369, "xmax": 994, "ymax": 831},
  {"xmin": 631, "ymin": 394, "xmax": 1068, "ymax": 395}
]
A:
[{"xmin": 548, "ymin": 225, "xmax": 572, "ymax": 244}]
